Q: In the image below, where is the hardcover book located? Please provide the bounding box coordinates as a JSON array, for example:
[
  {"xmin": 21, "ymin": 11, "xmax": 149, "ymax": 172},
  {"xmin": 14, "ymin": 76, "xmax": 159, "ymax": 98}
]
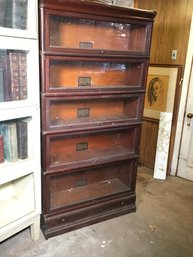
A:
[
  {"xmin": 16, "ymin": 120, "xmax": 28, "ymax": 159},
  {"xmin": 0, "ymin": 135, "xmax": 4, "ymax": 163},
  {"xmin": 0, "ymin": 68, "xmax": 4, "ymax": 102},
  {"xmin": 8, "ymin": 51, "xmax": 20, "ymax": 101},
  {"xmin": 0, "ymin": 50, "xmax": 11, "ymax": 101},
  {"xmin": 18, "ymin": 52, "xmax": 27, "ymax": 100},
  {"xmin": 0, "ymin": 122, "xmax": 18, "ymax": 162}
]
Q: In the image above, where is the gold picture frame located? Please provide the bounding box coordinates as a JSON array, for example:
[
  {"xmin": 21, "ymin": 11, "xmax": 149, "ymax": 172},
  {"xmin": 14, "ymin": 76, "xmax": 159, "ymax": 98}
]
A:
[{"xmin": 143, "ymin": 64, "xmax": 182, "ymax": 119}]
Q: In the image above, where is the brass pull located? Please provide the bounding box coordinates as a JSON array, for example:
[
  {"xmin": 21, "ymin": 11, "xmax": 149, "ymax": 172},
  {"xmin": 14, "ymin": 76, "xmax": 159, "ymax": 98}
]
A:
[{"xmin": 187, "ymin": 113, "xmax": 193, "ymax": 126}]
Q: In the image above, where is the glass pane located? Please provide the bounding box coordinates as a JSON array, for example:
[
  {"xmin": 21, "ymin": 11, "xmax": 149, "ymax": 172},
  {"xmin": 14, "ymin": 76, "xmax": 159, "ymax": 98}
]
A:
[
  {"xmin": 0, "ymin": 49, "xmax": 28, "ymax": 102},
  {"xmin": 49, "ymin": 128, "xmax": 138, "ymax": 170},
  {"xmin": 50, "ymin": 161, "xmax": 133, "ymax": 209},
  {"xmin": 48, "ymin": 96, "xmax": 141, "ymax": 130},
  {"xmin": 49, "ymin": 14, "xmax": 148, "ymax": 52},
  {"xmin": 49, "ymin": 59, "xmax": 144, "ymax": 90},
  {"xmin": 0, "ymin": 0, "xmax": 28, "ymax": 30}
]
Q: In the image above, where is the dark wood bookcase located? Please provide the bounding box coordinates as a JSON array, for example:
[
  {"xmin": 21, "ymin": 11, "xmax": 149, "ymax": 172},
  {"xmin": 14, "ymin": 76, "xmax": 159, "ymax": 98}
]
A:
[{"xmin": 39, "ymin": 0, "xmax": 156, "ymax": 239}]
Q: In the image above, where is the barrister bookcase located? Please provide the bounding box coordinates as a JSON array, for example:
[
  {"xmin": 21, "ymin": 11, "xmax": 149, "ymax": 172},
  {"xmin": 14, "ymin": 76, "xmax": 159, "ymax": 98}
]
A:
[
  {"xmin": 39, "ymin": 0, "xmax": 156, "ymax": 239},
  {"xmin": 0, "ymin": 0, "xmax": 41, "ymax": 242}
]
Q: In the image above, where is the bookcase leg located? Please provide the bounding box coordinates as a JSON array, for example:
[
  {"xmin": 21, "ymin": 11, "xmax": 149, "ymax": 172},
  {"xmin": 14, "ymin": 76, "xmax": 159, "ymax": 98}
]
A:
[{"xmin": 30, "ymin": 215, "xmax": 40, "ymax": 241}]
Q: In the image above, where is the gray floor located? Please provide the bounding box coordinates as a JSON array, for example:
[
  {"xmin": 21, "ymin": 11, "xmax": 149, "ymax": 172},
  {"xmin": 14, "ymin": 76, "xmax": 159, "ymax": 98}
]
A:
[{"xmin": 1, "ymin": 167, "xmax": 193, "ymax": 257}]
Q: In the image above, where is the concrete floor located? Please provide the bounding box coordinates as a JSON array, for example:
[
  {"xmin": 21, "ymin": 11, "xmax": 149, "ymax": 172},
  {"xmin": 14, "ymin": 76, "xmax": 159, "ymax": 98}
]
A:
[{"xmin": 1, "ymin": 166, "xmax": 193, "ymax": 257}]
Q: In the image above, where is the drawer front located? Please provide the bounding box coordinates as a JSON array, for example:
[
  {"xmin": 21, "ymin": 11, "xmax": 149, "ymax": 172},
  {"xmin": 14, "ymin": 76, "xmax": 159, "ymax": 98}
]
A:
[
  {"xmin": 42, "ymin": 192, "xmax": 136, "ymax": 238},
  {"xmin": 42, "ymin": 159, "xmax": 137, "ymax": 213},
  {"xmin": 42, "ymin": 94, "xmax": 144, "ymax": 131},
  {"xmin": 42, "ymin": 126, "xmax": 140, "ymax": 172},
  {"xmin": 42, "ymin": 56, "xmax": 148, "ymax": 94},
  {"xmin": 42, "ymin": 9, "xmax": 153, "ymax": 55}
]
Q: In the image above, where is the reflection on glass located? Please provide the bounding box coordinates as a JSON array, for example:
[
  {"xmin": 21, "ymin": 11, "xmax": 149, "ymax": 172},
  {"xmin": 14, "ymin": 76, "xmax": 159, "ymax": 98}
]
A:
[
  {"xmin": 48, "ymin": 97, "xmax": 139, "ymax": 129},
  {"xmin": 49, "ymin": 15, "xmax": 147, "ymax": 52},
  {"xmin": 50, "ymin": 161, "xmax": 133, "ymax": 209},
  {"xmin": 49, "ymin": 60, "xmax": 143, "ymax": 89},
  {"xmin": 49, "ymin": 128, "xmax": 137, "ymax": 169},
  {"xmin": 0, "ymin": 0, "xmax": 28, "ymax": 30}
]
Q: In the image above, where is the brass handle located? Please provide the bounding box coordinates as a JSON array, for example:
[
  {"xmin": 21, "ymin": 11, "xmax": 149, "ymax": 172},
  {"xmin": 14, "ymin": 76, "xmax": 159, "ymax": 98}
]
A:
[{"xmin": 187, "ymin": 113, "xmax": 193, "ymax": 126}]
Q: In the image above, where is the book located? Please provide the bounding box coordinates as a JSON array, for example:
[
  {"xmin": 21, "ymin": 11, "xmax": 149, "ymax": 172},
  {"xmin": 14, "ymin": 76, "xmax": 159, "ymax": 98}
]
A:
[
  {"xmin": 8, "ymin": 51, "xmax": 20, "ymax": 101},
  {"xmin": 0, "ymin": 122, "xmax": 18, "ymax": 162},
  {"xmin": 5, "ymin": 0, "xmax": 28, "ymax": 30},
  {"xmin": 18, "ymin": 52, "xmax": 27, "ymax": 100},
  {"xmin": 0, "ymin": 135, "xmax": 4, "ymax": 163},
  {"xmin": 16, "ymin": 120, "xmax": 28, "ymax": 159},
  {"xmin": 0, "ymin": 50, "xmax": 11, "ymax": 101},
  {"xmin": 0, "ymin": 67, "xmax": 4, "ymax": 102},
  {"xmin": 0, "ymin": 0, "xmax": 7, "ymax": 27},
  {"xmin": 0, "ymin": 50, "xmax": 28, "ymax": 102}
]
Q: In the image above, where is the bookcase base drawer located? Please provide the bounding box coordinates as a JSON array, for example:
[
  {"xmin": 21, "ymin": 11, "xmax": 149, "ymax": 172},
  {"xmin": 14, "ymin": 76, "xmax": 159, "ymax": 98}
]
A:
[{"xmin": 41, "ymin": 192, "xmax": 136, "ymax": 239}]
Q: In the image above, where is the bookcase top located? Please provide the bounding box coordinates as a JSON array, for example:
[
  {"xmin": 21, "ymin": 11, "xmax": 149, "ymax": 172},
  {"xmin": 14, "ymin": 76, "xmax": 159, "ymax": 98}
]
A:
[{"xmin": 39, "ymin": 0, "xmax": 156, "ymax": 21}]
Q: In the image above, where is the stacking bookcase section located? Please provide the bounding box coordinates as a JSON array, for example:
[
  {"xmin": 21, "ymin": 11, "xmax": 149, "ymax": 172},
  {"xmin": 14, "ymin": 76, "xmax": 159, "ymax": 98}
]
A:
[
  {"xmin": 42, "ymin": 126, "xmax": 140, "ymax": 173},
  {"xmin": 0, "ymin": 0, "xmax": 40, "ymax": 243},
  {"xmin": 42, "ymin": 94, "xmax": 144, "ymax": 131},
  {"xmin": 41, "ymin": 158, "xmax": 138, "ymax": 237},
  {"xmin": 0, "ymin": 109, "xmax": 39, "ymax": 176},
  {"xmin": 39, "ymin": 0, "xmax": 156, "ymax": 239},
  {"xmin": 0, "ymin": 108, "xmax": 41, "ymax": 242},
  {"xmin": 0, "ymin": 0, "xmax": 37, "ymax": 38},
  {"xmin": 0, "ymin": 173, "xmax": 35, "ymax": 229},
  {"xmin": 42, "ymin": 56, "xmax": 148, "ymax": 94},
  {"xmin": 40, "ymin": 6, "xmax": 154, "ymax": 56},
  {"xmin": 0, "ymin": 37, "xmax": 39, "ymax": 107}
]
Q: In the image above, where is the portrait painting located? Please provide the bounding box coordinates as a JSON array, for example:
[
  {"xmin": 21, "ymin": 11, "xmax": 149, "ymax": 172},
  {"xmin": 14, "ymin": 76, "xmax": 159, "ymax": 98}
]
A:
[
  {"xmin": 143, "ymin": 65, "xmax": 180, "ymax": 119},
  {"xmin": 144, "ymin": 74, "xmax": 169, "ymax": 112}
]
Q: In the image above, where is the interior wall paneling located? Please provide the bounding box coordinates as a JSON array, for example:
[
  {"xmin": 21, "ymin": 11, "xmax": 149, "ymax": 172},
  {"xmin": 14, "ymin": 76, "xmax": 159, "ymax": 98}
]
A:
[
  {"xmin": 136, "ymin": 0, "xmax": 191, "ymax": 66},
  {"xmin": 139, "ymin": 117, "xmax": 159, "ymax": 169}
]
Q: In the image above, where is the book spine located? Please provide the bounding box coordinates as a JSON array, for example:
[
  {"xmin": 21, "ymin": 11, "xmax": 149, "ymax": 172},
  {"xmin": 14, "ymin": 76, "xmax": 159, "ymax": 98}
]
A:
[
  {"xmin": 0, "ymin": 122, "xmax": 18, "ymax": 162},
  {"xmin": 0, "ymin": 0, "xmax": 7, "ymax": 27},
  {"xmin": 0, "ymin": 50, "xmax": 11, "ymax": 101},
  {"xmin": 0, "ymin": 68, "xmax": 4, "ymax": 102},
  {"xmin": 0, "ymin": 135, "xmax": 4, "ymax": 163},
  {"xmin": 8, "ymin": 51, "xmax": 20, "ymax": 101},
  {"xmin": 16, "ymin": 120, "xmax": 28, "ymax": 159},
  {"xmin": 19, "ymin": 52, "xmax": 27, "ymax": 100}
]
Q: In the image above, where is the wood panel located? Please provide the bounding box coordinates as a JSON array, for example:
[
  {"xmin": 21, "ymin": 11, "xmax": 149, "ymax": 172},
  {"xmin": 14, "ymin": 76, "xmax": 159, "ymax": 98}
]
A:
[
  {"xmin": 139, "ymin": 117, "xmax": 159, "ymax": 169},
  {"xmin": 135, "ymin": 0, "xmax": 193, "ymax": 171},
  {"xmin": 135, "ymin": 0, "xmax": 193, "ymax": 66}
]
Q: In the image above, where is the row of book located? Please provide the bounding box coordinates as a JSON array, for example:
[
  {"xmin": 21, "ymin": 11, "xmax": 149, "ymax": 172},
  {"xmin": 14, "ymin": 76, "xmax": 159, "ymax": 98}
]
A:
[
  {"xmin": 0, "ymin": 0, "xmax": 28, "ymax": 30},
  {"xmin": 0, "ymin": 50, "xmax": 27, "ymax": 102},
  {"xmin": 0, "ymin": 119, "xmax": 28, "ymax": 163}
]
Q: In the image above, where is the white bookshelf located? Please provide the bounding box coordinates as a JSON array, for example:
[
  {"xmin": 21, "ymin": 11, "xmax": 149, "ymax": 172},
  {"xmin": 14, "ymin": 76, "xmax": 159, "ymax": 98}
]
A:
[{"xmin": 0, "ymin": 0, "xmax": 41, "ymax": 242}]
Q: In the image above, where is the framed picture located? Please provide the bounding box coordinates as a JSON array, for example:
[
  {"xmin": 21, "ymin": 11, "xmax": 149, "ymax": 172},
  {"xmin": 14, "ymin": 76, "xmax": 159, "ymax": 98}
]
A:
[{"xmin": 143, "ymin": 64, "xmax": 182, "ymax": 119}]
